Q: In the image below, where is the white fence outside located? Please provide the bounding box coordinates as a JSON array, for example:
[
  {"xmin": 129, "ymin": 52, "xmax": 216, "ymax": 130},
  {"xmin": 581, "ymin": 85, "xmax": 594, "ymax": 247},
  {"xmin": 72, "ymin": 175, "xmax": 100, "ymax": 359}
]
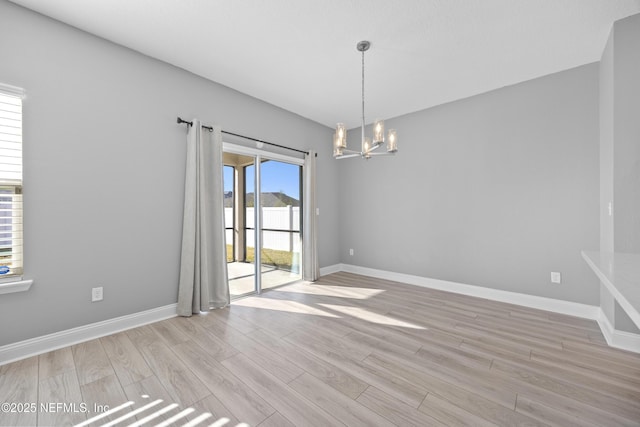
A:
[{"xmin": 225, "ymin": 206, "xmax": 300, "ymax": 252}]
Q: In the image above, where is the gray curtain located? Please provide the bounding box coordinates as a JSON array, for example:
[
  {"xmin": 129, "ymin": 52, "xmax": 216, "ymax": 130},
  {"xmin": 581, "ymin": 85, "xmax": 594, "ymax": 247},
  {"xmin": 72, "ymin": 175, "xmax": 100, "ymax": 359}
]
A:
[
  {"xmin": 302, "ymin": 150, "xmax": 319, "ymax": 281},
  {"xmin": 177, "ymin": 120, "xmax": 230, "ymax": 316}
]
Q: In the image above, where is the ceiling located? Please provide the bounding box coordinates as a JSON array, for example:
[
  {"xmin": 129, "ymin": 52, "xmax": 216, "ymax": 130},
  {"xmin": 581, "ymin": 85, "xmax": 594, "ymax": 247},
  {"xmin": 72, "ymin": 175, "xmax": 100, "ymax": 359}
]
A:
[{"xmin": 9, "ymin": 0, "xmax": 640, "ymax": 129}]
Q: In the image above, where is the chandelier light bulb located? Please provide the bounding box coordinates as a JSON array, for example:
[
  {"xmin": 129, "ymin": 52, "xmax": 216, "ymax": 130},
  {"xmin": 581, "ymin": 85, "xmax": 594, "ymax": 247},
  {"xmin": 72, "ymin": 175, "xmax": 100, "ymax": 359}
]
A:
[
  {"xmin": 373, "ymin": 119, "xmax": 384, "ymax": 145},
  {"xmin": 387, "ymin": 129, "xmax": 398, "ymax": 153},
  {"xmin": 335, "ymin": 123, "xmax": 347, "ymax": 149},
  {"xmin": 333, "ymin": 133, "xmax": 343, "ymax": 156},
  {"xmin": 363, "ymin": 137, "xmax": 372, "ymax": 159}
]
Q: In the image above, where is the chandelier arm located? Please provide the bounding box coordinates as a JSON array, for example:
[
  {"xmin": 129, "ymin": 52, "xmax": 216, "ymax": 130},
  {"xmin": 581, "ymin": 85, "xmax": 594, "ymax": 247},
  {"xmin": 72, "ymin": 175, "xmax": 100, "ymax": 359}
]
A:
[
  {"xmin": 340, "ymin": 148, "xmax": 361, "ymax": 155},
  {"xmin": 335, "ymin": 153, "xmax": 361, "ymax": 159},
  {"xmin": 367, "ymin": 151, "xmax": 395, "ymax": 157}
]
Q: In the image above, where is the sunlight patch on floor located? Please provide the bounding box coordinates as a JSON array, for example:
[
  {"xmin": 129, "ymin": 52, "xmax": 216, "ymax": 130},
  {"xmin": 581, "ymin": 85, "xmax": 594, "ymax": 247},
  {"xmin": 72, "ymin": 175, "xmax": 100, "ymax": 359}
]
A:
[
  {"xmin": 233, "ymin": 297, "xmax": 341, "ymax": 317},
  {"xmin": 101, "ymin": 399, "xmax": 165, "ymax": 426},
  {"xmin": 74, "ymin": 401, "xmax": 135, "ymax": 426},
  {"xmin": 155, "ymin": 407, "xmax": 197, "ymax": 427},
  {"xmin": 273, "ymin": 283, "xmax": 385, "ymax": 299},
  {"xmin": 74, "ymin": 395, "xmax": 249, "ymax": 427},
  {"xmin": 318, "ymin": 304, "xmax": 426, "ymax": 329}
]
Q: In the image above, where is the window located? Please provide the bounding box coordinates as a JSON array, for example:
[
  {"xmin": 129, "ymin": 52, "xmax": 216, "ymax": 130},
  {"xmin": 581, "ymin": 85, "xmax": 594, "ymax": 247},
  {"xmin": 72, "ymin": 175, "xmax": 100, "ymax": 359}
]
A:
[{"xmin": 0, "ymin": 85, "xmax": 24, "ymax": 278}]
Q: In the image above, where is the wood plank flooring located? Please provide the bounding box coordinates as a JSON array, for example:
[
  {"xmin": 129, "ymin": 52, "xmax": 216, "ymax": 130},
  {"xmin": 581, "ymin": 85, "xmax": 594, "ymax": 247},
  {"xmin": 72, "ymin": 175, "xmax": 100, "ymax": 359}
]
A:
[{"xmin": 1, "ymin": 271, "xmax": 640, "ymax": 426}]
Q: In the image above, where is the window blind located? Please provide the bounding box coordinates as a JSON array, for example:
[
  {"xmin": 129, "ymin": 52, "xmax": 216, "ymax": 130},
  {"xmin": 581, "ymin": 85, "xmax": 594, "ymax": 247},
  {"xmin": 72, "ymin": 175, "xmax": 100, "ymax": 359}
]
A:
[{"xmin": 0, "ymin": 89, "xmax": 23, "ymax": 277}]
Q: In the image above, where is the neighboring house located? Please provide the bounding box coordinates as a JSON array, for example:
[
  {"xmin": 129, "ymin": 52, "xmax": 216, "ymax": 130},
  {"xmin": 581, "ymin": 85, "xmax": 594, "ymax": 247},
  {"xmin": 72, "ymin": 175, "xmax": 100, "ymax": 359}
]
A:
[{"xmin": 225, "ymin": 191, "xmax": 299, "ymax": 208}]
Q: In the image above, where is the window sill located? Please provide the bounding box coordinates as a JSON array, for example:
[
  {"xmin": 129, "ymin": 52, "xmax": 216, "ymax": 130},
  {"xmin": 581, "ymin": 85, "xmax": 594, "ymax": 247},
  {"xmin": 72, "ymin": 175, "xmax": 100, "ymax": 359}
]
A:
[{"xmin": 0, "ymin": 278, "xmax": 33, "ymax": 295}]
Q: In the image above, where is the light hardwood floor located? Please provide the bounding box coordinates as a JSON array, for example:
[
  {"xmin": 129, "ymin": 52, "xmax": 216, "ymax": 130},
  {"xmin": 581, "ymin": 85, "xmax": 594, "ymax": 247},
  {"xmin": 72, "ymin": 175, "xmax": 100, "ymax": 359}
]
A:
[{"xmin": 1, "ymin": 272, "xmax": 640, "ymax": 426}]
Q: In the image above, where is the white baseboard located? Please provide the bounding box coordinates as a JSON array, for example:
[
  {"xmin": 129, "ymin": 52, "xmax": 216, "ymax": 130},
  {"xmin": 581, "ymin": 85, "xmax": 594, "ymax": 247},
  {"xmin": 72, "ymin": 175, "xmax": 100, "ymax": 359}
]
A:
[
  {"xmin": 597, "ymin": 309, "xmax": 640, "ymax": 353},
  {"xmin": 0, "ymin": 304, "xmax": 177, "ymax": 366},
  {"xmin": 320, "ymin": 263, "xmax": 343, "ymax": 277},
  {"xmin": 338, "ymin": 264, "xmax": 600, "ymax": 320}
]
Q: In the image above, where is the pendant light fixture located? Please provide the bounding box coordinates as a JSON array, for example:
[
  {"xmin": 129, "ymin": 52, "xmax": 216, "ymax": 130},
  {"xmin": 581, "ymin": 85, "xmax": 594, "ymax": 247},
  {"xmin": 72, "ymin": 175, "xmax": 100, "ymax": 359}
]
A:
[{"xmin": 333, "ymin": 40, "xmax": 398, "ymax": 159}]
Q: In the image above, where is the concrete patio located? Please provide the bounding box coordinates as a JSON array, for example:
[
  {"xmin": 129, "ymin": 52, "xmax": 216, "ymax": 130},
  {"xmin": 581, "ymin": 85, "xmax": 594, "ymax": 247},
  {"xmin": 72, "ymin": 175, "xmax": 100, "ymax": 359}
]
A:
[{"xmin": 227, "ymin": 261, "xmax": 301, "ymax": 297}]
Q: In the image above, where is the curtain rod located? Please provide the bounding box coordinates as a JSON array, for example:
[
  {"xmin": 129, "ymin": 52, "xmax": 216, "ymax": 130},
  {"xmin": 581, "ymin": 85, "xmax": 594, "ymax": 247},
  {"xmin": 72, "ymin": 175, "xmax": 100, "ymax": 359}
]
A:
[{"xmin": 176, "ymin": 117, "xmax": 315, "ymax": 156}]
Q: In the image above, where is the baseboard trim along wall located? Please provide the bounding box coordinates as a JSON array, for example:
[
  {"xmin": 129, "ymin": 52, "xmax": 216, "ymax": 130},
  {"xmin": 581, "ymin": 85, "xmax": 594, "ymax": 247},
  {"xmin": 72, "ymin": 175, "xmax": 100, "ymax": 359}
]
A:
[
  {"xmin": 0, "ymin": 304, "xmax": 178, "ymax": 366},
  {"xmin": 319, "ymin": 264, "xmax": 343, "ymax": 276},
  {"xmin": 597, "ymin": 310, "xmax": 640, "ymax": 353},
  {"xmin": 322, "ymin": 263, "xmax": 640, "ymax": 353}
]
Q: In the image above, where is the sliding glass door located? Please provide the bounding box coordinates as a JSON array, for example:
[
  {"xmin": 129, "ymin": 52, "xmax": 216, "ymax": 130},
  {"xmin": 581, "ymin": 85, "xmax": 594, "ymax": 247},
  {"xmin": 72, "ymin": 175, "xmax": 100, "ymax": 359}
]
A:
[{"xmin": 223, "ymin": 145, "xmax": 303, "ymax": 298}]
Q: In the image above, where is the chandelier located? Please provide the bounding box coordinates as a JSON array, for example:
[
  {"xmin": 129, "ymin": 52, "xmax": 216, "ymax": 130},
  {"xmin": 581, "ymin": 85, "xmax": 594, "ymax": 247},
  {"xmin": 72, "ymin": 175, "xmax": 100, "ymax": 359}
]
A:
[{"xmin": 333, "ymin": 40, "xmax": 398, "ymax": 159}]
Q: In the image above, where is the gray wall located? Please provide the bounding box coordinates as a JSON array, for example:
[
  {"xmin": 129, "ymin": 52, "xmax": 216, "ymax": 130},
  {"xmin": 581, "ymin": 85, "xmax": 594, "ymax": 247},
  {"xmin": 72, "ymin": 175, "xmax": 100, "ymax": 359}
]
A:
[
  {"xmin": 341, "ymin": 64, "xmax": 600, "ymax": 305},
  {"xmin": 599, "ymin": 12, "xmax": 640, "ymax": 333},
  {"xmin": 600, "ymin": 30, "xmax": 614, "ymax": 253},
  {"xmin": 0, "ymin": 0, "xmax": 339, "ymax": 346},
  {"xmin": 612, "ymin": 13, "xmax": 640, "ymax": 253}
]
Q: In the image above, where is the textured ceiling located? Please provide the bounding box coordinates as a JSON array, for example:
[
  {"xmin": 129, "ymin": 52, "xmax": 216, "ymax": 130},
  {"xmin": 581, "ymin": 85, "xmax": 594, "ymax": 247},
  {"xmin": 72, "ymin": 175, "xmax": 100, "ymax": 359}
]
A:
[{"xmin": 8, "ymin": 0, "xmax": 640, "ymax": 129}]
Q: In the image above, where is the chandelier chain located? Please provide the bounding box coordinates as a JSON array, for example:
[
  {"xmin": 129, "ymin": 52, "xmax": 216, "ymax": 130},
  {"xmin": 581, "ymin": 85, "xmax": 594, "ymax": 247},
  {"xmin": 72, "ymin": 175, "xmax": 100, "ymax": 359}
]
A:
[{"xmin": 361, "ymin": 46, "xmax": 366, "ymax": 148}]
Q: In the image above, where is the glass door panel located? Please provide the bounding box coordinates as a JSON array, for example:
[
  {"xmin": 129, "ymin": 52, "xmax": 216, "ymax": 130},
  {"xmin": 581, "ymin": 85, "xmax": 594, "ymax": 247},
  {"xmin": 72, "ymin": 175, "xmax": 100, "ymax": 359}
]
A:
[
  {"xmin": 223, "ymin": 165, "xmax": 234, "ymax": 263},
  {"xmin": 245, "ymin": 160, "xmax": 261, "ymax": 294},
  {"xmin": 259, "ymin": 159, "xmax": 302, "ymax": 290},
  {"xmin": 224, "ymin": 152, "xmax": 257, "ymax": 297}
]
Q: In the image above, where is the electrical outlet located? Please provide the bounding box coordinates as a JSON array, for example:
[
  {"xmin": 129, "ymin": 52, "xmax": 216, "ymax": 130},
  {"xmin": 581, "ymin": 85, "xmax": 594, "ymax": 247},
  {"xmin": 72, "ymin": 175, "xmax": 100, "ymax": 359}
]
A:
[
  {"xmin": 92, "ymin": 286, "xmax": 103, "ymax": 302},
  {"xmin": 550, "ymin": 272, "xmax": 561, "ymax": 284},
  {"xmin": 349, "ymin": 248, "xmax": 354, "ymax": 256}
]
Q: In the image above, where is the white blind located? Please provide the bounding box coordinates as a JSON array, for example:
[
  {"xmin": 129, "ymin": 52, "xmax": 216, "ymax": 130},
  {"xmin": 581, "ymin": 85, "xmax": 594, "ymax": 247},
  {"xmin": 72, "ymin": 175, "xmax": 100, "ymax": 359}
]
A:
[{"xmin": 0, "ymin": 89, "xmax": 23, "ymax": 276}]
